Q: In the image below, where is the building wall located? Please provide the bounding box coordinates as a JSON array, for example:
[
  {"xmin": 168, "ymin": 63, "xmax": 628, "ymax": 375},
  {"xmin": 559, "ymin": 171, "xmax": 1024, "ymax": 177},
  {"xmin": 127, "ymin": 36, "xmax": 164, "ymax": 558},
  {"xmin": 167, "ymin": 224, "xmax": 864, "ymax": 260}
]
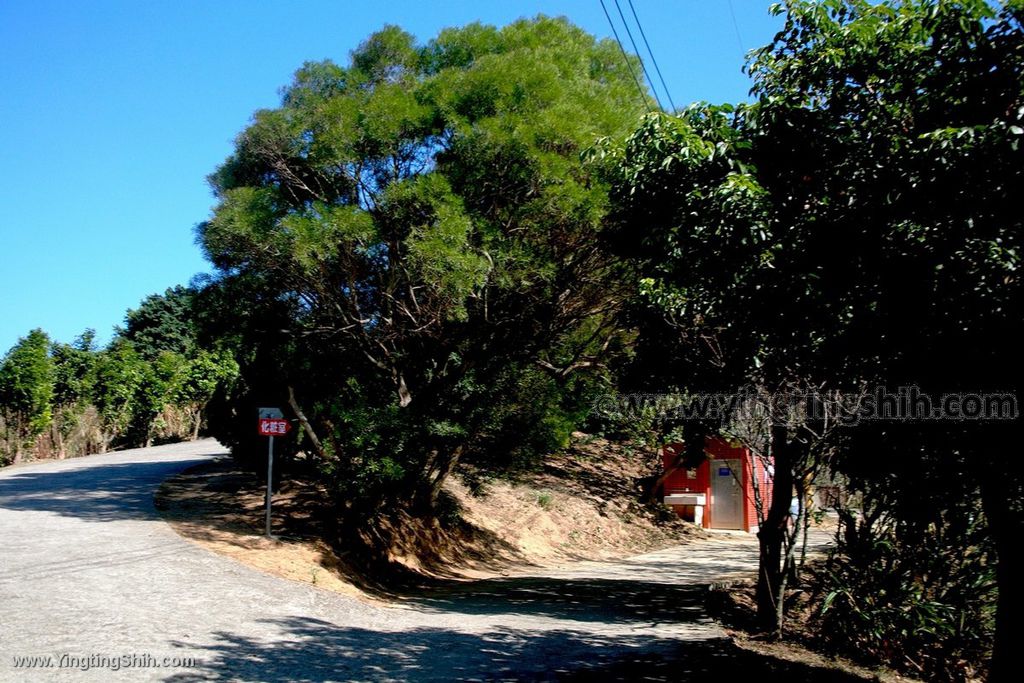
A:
[
  {"xmin": 661, "ymin": 438, "xmax": 774, "ymax": 533},
  {"xmin": 743, "ymin": 449, "xmax": 774, "ymax": 533}
]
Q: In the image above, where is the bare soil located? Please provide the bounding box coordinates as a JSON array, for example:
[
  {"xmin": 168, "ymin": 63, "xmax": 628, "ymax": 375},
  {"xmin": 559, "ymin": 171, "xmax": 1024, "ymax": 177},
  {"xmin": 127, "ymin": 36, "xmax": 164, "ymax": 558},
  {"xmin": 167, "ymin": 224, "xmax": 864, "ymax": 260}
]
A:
[
  {"xmin": 155, "ymin": 434, "xmax": 700, "ymax": 599},
  {"xmin": 450, "ymin": 433, "xmax": 703, "ymax": 568},
  {"xmin": 155, "ymin": 460, "xmax": 370, "ymax": 600}
]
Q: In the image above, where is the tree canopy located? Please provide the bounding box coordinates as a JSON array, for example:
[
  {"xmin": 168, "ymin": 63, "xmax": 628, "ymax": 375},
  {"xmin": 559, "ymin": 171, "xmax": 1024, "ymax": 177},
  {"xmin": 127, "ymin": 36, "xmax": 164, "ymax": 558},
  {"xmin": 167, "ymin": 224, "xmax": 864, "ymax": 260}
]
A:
[
  {"xmin": 121, "ymin": 285, "xmax": 197, "ymax": 360},
  {"xmin": 0, "ymin": 329, "xmax": 54, "ymax": 464},
  {"xmin": 604, "ymin": 0, "xmax": 1022, "ymax": 676},
  {"xmin": 0, "ymin": 285, "xmax": 237, "ymax": 462},
  {"xmin": 197, "ymin": 16, "xmax": 647, "ymax": 512}
]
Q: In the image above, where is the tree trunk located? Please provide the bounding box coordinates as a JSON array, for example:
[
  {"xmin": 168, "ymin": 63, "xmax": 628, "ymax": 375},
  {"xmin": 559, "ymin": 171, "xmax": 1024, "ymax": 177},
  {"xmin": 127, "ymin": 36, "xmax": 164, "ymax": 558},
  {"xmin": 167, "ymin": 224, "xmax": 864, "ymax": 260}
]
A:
[
  {"xmin": 287, "ymin": 386, "xmax": 328, "ymax": 459},
  {"xmin": 649, "ymin": 459, "xmax": 681, "ymax": 503},
  {"xmin": 648, "ymin": 430, "xmax": 710, "ymax": 502},
  {"xmin": 756, "ymin": 423, "xmax": 795, "ymax": 632},
  {"xmin": 11, "ymin": 419, "xmax": 25, "ymax": 463},
  {"xmin": 414, "ymin": 445, "xmax": 464, "ymax": 513},
  {"xmin": 51, "ymin": 417, "xmax": 65, "ymax": 460}
]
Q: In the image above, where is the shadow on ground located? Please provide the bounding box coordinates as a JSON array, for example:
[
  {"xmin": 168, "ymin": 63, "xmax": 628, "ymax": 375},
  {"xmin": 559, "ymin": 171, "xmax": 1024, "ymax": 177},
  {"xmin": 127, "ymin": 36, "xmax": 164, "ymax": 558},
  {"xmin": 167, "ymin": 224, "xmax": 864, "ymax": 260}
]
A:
[
  {"xmin": 166, "ymin": 561, "xmax": 863, "ymax": 681},
  {"xmin": 401, "ymin": 577, "xmax": 709, "ymax": 625},
  {"xmin": 0, "ymin": 455, "xmax": 218, "ymax": 522},
  {"xmin": 164, "ymin": 614, "xmax": 867, "ymax": 682}
]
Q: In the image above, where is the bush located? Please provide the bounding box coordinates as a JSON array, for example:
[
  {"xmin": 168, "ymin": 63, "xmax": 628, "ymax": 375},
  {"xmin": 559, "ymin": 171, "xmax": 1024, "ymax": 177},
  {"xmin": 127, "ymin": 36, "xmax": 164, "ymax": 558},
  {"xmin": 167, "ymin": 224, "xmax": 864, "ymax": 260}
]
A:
[{"xmin": 813, "ymin": 503, "xmax": 995, "ymax": 682}]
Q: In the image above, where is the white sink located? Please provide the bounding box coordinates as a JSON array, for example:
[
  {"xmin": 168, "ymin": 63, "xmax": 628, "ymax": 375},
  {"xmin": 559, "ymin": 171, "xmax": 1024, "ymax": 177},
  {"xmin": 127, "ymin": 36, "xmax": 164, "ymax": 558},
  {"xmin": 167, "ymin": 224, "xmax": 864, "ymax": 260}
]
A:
[{"xmin": 664, "ymin": 493, "xmax": 706, "ymax": 506}]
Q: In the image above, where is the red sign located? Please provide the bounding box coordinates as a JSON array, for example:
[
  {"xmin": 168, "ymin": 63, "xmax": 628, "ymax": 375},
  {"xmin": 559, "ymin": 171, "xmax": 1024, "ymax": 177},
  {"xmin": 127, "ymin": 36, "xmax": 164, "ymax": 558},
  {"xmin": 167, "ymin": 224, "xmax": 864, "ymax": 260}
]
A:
[{"xmin": 258, "ymin": 418, "xmax": 292, "ymax": 436}]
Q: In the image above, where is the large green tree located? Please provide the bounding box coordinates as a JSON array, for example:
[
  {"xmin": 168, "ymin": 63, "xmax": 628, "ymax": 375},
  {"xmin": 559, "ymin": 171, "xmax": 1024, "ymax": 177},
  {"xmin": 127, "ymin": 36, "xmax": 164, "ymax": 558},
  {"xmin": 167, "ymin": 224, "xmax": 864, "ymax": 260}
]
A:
[
  {"xmin": 49, "ymin": 329, "xmax": 100, "ymax": 458},
  {"xmin": 0, "ymin": 329, "xmax": 55, "ymax": 464},
  {"xmin": 104, "ymin": 286, "xmax": 238, "ymax": 448},
  {"xmin": 748, "ymin": 4, "xmax": 1021, "ymax": 678},
  {"xmin": 605, "ymin": 102, "xmax": 821, "ymax": 635},
  {"xmin": 170, "ymin": 349, "xmax": 239, "ymax": 441},
  {"xmin": 90, "ymin": 340, "xmax": 149, "ymax": 452},
  {"xmin": 607, "ymin": 0, "xmax": 1022, "ymax": 675},
  {"xmin": 197, "ymin": 18, "xmax": 646, "ymax": 517},
  {"xmin": 120, "ymin": 285, "xmax": 197, "ymax": 360}
]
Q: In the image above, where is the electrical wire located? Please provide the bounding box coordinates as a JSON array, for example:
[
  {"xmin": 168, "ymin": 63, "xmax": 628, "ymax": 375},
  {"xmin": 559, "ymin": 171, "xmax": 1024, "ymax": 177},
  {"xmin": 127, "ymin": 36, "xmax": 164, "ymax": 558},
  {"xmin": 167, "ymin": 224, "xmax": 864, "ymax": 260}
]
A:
[
  {"xmin": 599, "ymin": 0, "xmax": 652, "ymax": 111},
  {"xmin": 727, "ymin": 0, "xmax": 746, "ymax": 54},
  {"xmin": 612, "ymin": 0, "xmax": 664, "ymax": 111},
  {"xmin": 626, "ymin": 0, "xmax": 676, "ymax": 112}
]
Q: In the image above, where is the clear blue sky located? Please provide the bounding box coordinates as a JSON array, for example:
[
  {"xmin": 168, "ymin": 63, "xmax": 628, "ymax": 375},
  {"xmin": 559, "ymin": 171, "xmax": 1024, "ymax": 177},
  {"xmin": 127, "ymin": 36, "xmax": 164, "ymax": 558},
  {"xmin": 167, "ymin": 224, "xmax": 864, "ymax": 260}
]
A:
[{"xmin": 0, "ymin": 1, "xmax": 782, "ymax": 354}]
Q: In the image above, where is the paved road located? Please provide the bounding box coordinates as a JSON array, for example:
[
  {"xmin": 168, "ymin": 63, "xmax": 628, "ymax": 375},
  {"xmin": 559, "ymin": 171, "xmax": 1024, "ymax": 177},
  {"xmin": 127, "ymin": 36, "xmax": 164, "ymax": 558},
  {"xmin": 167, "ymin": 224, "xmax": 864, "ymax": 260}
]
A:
[{"xmin": 0, "ymin": 440, "xmax": 822, "ymax": 682}]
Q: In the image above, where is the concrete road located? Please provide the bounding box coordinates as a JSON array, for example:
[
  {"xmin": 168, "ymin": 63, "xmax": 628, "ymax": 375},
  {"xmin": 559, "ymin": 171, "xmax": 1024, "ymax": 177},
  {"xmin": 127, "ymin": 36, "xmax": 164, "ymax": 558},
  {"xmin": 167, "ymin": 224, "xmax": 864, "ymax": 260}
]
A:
[{"xmin": 0, "ymin": 440, "xmax": 822, "ymax": 682}]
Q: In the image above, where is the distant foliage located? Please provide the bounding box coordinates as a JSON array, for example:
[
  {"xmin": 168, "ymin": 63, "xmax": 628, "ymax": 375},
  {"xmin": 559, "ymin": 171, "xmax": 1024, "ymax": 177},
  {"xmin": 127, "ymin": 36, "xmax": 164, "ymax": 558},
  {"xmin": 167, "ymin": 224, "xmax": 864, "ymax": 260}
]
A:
[
  {"xmin": 0, "ymin": 288, "xmax": 238, "ymax": 465},
  {"xmin": 0, "ymin": 330, "xmax": 55, "ymax": 464},
  {"xmin": 121, "ymin": 285, "xmax": 197, "ymax": 360}
]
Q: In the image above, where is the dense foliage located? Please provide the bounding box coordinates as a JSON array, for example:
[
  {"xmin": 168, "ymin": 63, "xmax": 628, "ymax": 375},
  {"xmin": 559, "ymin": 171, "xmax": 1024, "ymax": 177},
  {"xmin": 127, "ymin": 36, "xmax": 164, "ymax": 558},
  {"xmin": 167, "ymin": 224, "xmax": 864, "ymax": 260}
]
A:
[
  {"xmin": 603, "ymin": 0, "xmax": 1021, "ymax": 678},
  {"xmin": 196, "ymin": 17, "xmax": 645, "ymax": 514},
  {"xmin": 0, "ymin": 329, "xmax": 55, "ymax": 463},
  {"xmin": 0, "ymin": 288, "xmax": 237, "ymax": 464},
  {"xmin": 815, "ymin": 498, "xmax": 995, "ymax": 680}
]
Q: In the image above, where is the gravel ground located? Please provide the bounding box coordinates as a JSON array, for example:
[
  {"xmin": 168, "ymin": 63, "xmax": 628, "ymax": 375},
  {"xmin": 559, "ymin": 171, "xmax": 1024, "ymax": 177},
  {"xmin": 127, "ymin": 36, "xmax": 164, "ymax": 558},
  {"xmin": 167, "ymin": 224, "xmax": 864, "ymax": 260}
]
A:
[{"xmin": 0, "ymin": 440, "xmax": 840, "ymax": 682}]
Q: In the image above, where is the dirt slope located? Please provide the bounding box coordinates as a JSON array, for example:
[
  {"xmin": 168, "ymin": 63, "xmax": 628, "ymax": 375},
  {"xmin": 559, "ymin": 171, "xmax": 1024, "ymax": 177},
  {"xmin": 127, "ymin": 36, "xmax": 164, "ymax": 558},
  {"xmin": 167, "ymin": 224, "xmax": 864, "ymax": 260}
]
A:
[{"xmin": 156, "ymin": 434, "xmax": 700, "ymax": 596}]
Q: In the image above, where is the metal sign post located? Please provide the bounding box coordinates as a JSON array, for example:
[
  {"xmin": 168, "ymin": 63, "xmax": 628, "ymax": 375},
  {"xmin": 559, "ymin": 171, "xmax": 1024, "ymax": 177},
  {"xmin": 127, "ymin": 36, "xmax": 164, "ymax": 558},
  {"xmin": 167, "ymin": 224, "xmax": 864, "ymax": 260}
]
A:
[
  {"xmin": 265, "ymin": 435, "xmax": 274, "ymax": 538},
  {"xmin": 258, "ymin": 407, "xmax": 291, "ymax": 539}
]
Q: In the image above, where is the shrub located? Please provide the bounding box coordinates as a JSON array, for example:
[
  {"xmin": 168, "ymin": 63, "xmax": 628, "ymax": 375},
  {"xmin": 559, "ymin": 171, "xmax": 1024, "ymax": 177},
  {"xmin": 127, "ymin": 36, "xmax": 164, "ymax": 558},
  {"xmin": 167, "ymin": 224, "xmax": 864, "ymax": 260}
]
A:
[{"xmin": 814, "ymin": 502, "xmax": 995, "ymax": 681}]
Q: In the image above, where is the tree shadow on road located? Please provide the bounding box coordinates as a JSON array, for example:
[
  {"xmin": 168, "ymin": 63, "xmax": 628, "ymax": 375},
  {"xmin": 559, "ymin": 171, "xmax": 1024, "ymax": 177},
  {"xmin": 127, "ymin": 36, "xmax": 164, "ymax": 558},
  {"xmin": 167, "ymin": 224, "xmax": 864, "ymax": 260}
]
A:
[
  {"xmin": 164, "ymin": 614, "xmax": 868, "ymax": 682},
  {"xmin": 0, "ymin": 455, "xmax": 220, "ymax": 522},
  {"xmin": 164, "ymin": 569, "xmax": 866, "ymax": 681},
  {"xmin": 399, "ymin": 577, "xmax": 710, "ymax": 626}
]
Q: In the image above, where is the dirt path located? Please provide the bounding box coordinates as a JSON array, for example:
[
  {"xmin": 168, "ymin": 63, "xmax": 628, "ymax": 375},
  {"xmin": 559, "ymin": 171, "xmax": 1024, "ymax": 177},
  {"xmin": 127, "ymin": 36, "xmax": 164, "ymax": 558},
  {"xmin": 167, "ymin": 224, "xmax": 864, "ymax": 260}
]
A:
[{"xmin": 0, "ymin": 440, "xmax": 851, "ymax": 682}]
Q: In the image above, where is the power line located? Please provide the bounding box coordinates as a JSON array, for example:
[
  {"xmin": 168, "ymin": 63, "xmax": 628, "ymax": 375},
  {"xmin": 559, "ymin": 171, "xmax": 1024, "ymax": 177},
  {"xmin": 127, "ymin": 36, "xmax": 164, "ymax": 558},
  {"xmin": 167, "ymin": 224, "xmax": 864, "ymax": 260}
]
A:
[
  {"xmin": 612, "ymin": 0, "xmax": 664, "ymax": 111},
  {"xmin": 626, "ymin": 0, "xmax": 676, "ymax": 112},
  {"xmin": 599, "ymin": 0, "xmax": 651, "ymax": 112},
  {"xmin": 727, "ymin": 0, "xmax": 746, "ymax": 55}
]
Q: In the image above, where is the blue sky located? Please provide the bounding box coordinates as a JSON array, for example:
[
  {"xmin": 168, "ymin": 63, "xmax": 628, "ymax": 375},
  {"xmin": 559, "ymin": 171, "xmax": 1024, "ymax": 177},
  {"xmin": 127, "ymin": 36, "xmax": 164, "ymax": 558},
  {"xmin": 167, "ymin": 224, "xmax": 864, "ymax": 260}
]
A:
[{"xmin": 0, "ymin": 1, "xmax": 782, "ymax": 354}]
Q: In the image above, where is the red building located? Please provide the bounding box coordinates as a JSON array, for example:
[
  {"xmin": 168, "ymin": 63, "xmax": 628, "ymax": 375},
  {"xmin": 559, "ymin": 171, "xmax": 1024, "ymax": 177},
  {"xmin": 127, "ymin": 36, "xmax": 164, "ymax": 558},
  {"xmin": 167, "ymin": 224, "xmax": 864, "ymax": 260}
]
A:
[{"xmin": 660, "ymin": 438, "xmax": 773, "ymax": 533}]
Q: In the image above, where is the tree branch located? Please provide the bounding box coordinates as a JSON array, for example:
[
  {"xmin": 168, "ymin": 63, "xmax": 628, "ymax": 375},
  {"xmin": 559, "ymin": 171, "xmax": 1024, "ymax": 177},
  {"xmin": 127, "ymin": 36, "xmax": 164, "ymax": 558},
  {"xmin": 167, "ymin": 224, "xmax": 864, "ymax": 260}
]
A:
[{"xmin": 287, "ymin": 385, "xmax": 328, "ymax": 460}]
